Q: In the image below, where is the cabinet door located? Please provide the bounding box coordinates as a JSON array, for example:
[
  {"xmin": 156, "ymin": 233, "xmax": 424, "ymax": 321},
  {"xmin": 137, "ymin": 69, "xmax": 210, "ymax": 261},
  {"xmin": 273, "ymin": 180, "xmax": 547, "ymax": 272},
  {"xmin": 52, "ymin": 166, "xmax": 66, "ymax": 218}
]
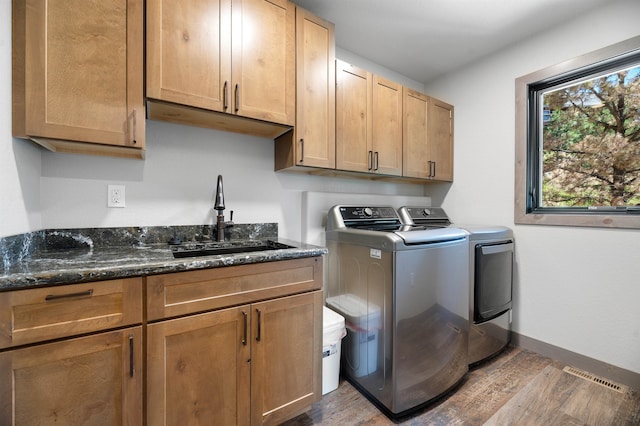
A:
[
  {"xmin": 147, "ymin": 306, "xmax": 251, "ymax": 426},
  {"xmin": 428, "ymin": 98, "xmax": 454, "ymax": 182},
  {"xmin": 16, "ymin": 0, "xmax": 144, "ymax": 149},
  {"xmin": 146, "ymin": 0, "xmax": 232, "ymax": 113},
  {"xmin": 231, "ymin": 0, "xmax": 295, "ymax": 125},
  {"xmin": 372, "ymin": 75, "xmax": 403, "ymax": 176},
  {"xmin": 0, "ymin": 327, "xmax": 143, "ymax": 425},
  {"xmin": 251, "ymin": 291, "xmax": 322, "ymax": 426},
  {"xmin": 336, "ymin": 60, "xmax": 372, "ymax": 173},
  {"xmin": 403, "ymin": 88, "xmax": 430, "ymax": 179},
  {"xmin": 294, "ymin": 8, "xmax": 336, "ymax": 168}
]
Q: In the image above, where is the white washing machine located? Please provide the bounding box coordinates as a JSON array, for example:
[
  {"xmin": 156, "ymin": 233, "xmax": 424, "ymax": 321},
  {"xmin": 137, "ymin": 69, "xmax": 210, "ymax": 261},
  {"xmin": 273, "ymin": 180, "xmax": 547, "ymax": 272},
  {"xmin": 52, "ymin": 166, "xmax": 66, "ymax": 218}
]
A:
[{"xmin": 398, "ymin": 207, "xmax": 514, "ymax": 365}]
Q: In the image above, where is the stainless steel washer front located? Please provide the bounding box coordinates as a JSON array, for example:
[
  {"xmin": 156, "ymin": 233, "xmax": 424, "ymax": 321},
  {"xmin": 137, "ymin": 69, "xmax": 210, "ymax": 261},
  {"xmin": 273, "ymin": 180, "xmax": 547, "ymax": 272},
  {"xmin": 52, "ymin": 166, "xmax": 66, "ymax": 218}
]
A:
[{"xmin": 325, "ymin": 205, "xmax": 470, "ymax": 417}]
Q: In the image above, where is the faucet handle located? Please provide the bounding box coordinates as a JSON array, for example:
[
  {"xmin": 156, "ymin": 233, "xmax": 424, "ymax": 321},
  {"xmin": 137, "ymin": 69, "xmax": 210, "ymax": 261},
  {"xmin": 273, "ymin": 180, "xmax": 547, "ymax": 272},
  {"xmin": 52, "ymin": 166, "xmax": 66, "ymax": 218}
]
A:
[
  {"xmin": 214, "ymin": 175, "xmax": 225, "ymax": 211},
  {"xmin": 225, "ymin": 211, "xmax": 234, "ymax": 228}
]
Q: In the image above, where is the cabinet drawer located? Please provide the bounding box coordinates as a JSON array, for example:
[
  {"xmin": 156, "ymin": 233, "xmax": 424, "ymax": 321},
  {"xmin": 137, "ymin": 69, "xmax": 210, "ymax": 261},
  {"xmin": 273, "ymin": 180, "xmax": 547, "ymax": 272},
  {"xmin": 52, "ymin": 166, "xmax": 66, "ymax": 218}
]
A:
[
  {"xmin": 0, "ymin": 278, "xmax": 143, "ymax": 349},
  {"xmin": 147, "ymin": 257, "xmax": 323, "ymax": 321}
]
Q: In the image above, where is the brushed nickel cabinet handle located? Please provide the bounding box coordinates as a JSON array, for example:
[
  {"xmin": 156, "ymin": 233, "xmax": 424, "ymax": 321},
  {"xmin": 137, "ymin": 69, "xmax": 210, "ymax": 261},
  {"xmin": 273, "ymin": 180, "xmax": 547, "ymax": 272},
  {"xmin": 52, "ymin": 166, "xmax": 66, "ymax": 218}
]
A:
[
  {"xmin": 300, "ymin": 139, "xmax": 304, "ymax": 163},
  {"xmin": 132, "ymin": 109, "xmax": 137, "ymax": 145},
  {"xmin": 129, "ymin": 334, "xmax": 134, "ymax": 378},
  {"xmin": 223, "ymin": 81, "xmax": 229, "ymax": 111},
  {"xmin": 368, "ymin": 151, "xmax": 373, "ymax": 170},
  {"xmin": 242, "ymin": 311, "xmax": 248, "ymax": 345},
  {"xmin": 256, "ymin": 308, "xmax": 262, "ymax": 342},
  {"xmin": 374, "ymin": 151, "xmax": 379, "ymax": 171},
  {"xmin": 45, "ymin": 289, "xmax": 93, "ymax": 301},
  {"xmin": 234, "ymin": 84, "xmax": 240, "ymax": 112}
]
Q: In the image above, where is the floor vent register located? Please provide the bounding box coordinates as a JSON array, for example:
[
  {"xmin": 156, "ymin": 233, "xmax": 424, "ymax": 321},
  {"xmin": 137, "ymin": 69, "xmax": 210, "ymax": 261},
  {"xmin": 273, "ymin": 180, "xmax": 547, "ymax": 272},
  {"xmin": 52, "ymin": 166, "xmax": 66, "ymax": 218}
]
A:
[{"xmin": 562, "ymin": 366, "xmax": 627, "ymax": 393}]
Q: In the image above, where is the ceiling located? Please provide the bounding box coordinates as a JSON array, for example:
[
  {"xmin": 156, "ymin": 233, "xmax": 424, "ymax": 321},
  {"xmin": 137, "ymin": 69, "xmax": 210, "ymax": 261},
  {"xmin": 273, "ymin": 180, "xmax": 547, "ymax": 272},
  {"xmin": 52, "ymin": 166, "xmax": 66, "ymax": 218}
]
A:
[{"xmin": 291, "ymin": 0, "xmax": 613, "ymax": 84}]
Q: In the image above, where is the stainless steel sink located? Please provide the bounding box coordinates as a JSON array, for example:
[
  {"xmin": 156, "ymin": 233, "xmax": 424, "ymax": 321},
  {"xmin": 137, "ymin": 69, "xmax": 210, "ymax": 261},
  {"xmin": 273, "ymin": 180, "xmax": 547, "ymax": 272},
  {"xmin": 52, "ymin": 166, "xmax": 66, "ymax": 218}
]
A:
[{"xmin": 170, "ymin": 240, "xmax": 294, "ymax": 258}]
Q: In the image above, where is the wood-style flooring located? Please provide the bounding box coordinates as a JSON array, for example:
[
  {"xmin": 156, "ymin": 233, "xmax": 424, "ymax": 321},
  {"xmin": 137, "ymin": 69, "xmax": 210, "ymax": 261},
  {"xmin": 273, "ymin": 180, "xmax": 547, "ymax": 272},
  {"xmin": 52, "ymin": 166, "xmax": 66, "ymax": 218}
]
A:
[{"xmin": 283, "ymin": 346, "xmax": 640, "ymax": 425}]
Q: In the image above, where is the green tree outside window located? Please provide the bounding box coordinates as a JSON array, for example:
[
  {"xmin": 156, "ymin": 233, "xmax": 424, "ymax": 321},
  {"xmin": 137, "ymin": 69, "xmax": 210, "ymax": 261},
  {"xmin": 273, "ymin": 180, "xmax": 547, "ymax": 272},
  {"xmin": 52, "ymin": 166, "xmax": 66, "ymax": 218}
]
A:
[{"xmin": 541, "ymin": 66, "xmax": 640, "ymax": 207}]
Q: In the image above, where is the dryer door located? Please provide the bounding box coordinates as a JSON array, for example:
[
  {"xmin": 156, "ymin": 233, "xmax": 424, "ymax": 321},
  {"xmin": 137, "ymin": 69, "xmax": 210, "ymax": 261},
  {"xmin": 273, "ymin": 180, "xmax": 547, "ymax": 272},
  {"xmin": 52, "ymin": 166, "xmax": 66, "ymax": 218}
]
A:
[{"xmin": 474, "ymin": 241, "xmax": 513, "ymax": 323}]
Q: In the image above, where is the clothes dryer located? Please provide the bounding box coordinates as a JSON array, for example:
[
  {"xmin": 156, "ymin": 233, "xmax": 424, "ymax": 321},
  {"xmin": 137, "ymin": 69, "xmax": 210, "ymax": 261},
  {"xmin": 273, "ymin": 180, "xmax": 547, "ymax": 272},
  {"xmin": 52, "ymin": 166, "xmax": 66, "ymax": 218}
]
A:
[{"xmin": 398, "ymin": 207, "xmax": 513, "ymax": 365}]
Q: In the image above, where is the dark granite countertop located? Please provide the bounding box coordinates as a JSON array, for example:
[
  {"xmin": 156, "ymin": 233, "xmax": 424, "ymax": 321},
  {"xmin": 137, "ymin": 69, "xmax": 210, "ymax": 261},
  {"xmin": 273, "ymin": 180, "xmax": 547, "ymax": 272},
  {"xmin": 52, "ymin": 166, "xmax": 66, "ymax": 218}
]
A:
[{"xmin": 0, "ymin": 224, "xmax": 327, "ymax": 291}]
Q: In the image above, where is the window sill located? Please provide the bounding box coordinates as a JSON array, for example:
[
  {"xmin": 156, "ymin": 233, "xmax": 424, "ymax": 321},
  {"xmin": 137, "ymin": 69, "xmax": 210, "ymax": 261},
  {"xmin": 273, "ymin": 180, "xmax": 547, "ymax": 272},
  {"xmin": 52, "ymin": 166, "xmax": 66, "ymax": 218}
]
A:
[{"xmin": 514, "ymin": 209, "xmax": 640, "ymax": 229}]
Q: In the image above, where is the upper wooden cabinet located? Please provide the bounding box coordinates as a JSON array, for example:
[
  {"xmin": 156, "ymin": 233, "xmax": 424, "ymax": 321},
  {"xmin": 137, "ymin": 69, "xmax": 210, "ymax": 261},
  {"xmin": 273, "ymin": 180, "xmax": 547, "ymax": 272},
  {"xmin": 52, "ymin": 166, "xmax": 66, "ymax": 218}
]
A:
[
  {"xmin": 275, "ymin": 7, "xmax": 336, "ymax": 171},
  {"xmin": 403, "ymin": 89, "xmax": 454, "ymax": 181},
  {"xmin": 232, "ymin": 0, "xmax": 295, "ymax": 125},
  {"xmin": 372, "ymin": 75, "xmax": 403, "ymax": 176},
  {"xmin": 146, "ymin": 0, "xmax": 231, "ymax": 113},
  {"xmin": 336, "ymin": 61, "xmax": 372, "ymax": 173},
  {"xmin": 146, "ymin": 0, "xmax": 295, "ymax": 137},
  {"xmin": 12, "ymin": 0, "xmax": 145, "ymax": 159},
  {"xmin": 403, "ymin": 88, "xmax": 430, "ymax": 179},
  {"xmin": 428, "ymin": 97, "xmax": 454, "ymax": 181},
  {"xmin": 336, "ymin": 60, "xmax": 402, "ymax": 176}
]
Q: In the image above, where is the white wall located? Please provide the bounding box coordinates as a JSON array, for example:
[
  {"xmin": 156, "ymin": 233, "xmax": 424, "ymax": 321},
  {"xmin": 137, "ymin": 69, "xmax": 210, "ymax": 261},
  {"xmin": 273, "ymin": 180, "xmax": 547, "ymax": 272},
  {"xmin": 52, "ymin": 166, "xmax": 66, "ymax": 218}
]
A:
[
  {"xmin": 38, "ymin": 121, "xmax": 425, "ymax": 240},
  {"xmin": 0, "ymin": 1, "xmax": 42, "ymax": 236},
  {"xmin": 425, "ymin": 0, "xmax": 640, "ymax": 374}
]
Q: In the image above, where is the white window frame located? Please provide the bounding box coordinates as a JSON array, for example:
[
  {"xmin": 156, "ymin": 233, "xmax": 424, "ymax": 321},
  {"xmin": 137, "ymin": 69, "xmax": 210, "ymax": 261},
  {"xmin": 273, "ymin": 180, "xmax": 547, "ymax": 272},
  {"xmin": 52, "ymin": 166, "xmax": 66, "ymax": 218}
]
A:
[{"xmin": 515, "ymin": 36, "xmax": 640, "ymax": 229}]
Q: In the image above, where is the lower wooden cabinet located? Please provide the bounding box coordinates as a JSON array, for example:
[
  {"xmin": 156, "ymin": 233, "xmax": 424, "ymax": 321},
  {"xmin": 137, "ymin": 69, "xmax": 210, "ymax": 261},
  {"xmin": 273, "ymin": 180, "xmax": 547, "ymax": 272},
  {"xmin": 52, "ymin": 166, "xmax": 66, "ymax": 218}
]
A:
[
  {"xmin": 147, "ymin": 305, "xmax": 251, "ymax": 425},
  {"xmin": 0, "ymin": 258, "xmax": 323, "ymax": 425},
  {"xmin": 0, "ymin": 277, "xmax": 143, "ymax": 349},
  {"xmin": 251, "ymin": 291, "xmax": 322, "ymax": 425},
  {"xmin": 147, "ymin": 290, "xmax": 323, "ymax": 426},
  {"xmin": 0, "ymin": 326, "xmax": 143, "ymax": 425},
  {"xmin": 146, "ymin": 257, "xmax": 323, "ymax": 425}
]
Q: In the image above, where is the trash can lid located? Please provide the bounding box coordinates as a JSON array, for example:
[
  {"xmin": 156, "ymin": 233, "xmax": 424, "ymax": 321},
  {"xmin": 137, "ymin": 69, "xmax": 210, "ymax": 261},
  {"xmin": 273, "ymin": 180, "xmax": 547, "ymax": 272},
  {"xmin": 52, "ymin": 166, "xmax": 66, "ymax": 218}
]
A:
[
  {"xmin": 323, "ymin": 306, "xmax": 345, "ymax": 328},
  {"xmin": 323, "ymin": 306, "xmax": 346, "ymax": 344},
  {"xmin": 326, "ymin": 294, "xmax": 381, "ymax": 317}
]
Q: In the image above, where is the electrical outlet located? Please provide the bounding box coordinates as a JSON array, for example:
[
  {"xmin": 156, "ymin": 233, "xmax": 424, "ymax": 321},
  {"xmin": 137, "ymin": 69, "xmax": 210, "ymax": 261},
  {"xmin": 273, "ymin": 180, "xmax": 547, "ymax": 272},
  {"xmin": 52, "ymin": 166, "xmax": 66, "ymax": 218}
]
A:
[{"xmin": 108, "ymin": 184, "xmax": 126, "ymax": 208}]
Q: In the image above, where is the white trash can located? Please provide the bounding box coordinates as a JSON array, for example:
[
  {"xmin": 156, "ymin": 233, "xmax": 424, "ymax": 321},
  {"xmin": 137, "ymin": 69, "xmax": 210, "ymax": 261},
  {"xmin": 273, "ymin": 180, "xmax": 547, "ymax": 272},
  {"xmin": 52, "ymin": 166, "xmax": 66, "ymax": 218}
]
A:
[{"xmin": 322, "ymin": 306, "xmax": 346, "ymax": 395}]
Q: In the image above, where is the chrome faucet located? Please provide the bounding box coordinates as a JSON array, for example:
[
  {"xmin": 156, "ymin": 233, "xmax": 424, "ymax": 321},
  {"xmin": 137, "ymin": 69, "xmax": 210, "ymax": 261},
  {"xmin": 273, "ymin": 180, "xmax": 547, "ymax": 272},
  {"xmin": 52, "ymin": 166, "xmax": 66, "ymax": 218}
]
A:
[{"xmin": 214, "ymin": 175, "xmax": 233, "ymax": 241}]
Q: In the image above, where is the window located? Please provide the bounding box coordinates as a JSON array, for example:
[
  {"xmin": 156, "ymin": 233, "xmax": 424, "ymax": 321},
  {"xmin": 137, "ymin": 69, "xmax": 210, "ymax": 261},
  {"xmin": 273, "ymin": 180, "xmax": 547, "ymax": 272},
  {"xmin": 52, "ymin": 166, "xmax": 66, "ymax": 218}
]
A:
[{"xmin": 515, "ymin": 36, "xmax": 640, "ymax": 229}]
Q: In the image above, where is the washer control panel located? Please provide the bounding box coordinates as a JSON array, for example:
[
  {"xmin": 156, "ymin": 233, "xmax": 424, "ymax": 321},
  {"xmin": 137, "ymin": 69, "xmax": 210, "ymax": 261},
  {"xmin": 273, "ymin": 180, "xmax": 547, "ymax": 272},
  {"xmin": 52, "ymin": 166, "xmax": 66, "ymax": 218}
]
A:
[{"xmin": 339, "ymin": 206, "xmax": 398, "ymax": 220}]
